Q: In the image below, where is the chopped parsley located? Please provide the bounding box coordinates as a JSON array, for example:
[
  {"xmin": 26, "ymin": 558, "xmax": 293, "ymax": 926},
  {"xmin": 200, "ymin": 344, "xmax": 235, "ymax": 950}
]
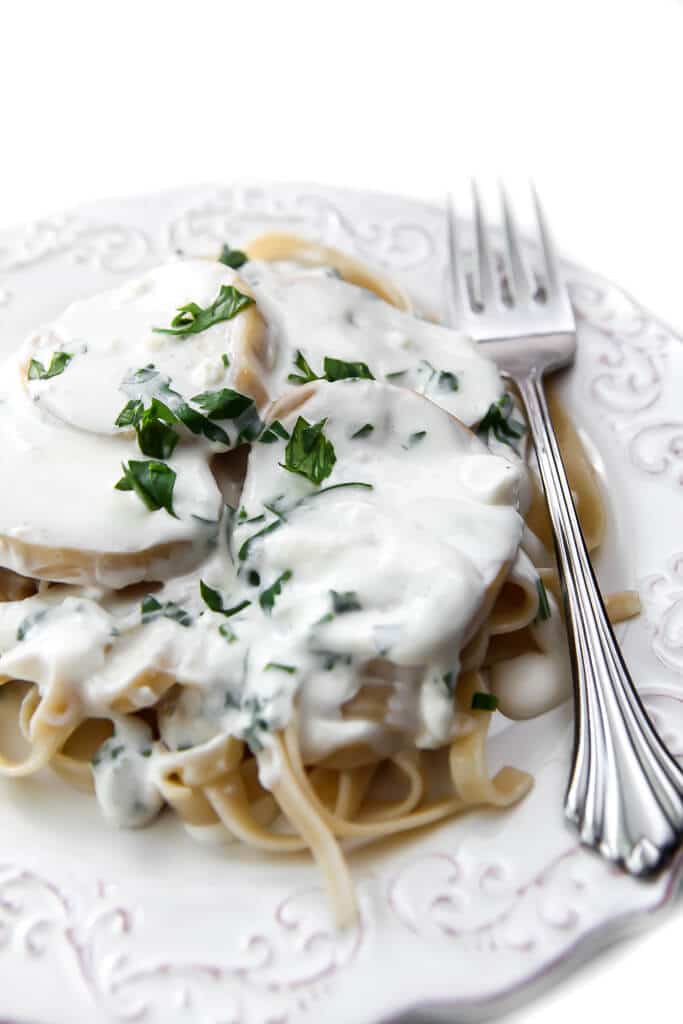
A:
[
  {"xmin": 122, "ymin": 363, "xmax": 160, "ymax": 388},
  {"xmin": 471, "ymin": 691, "xmax": 499, "ymax": 712},
  {"xmin": 221, "ymin": 353, "xmax": 230, "ymax": 368},
  {"xmin": 287, "ymin": 350, "xmax": 320, "ymax": 385},
  {"xmin": 322, "ymin": 356, "xmax": 375, "ymax": 381},
  {"xmin": 281, "ymin": 416, "xmax": 336, "ymax": 485},
  {"xmin": 331, "ymin": 590, "xmax": 361, "ymax": 614},
  {"xmin": 28, "ymin": 351, "xmax": 72, "ymax": 380},
  {"xmin": 219, "ymin": 623, "xmax": 238, "ymax": 643},
  {"xmin": 265, "ymin": 662, "xmax": 297, "ymax": 674},
  {"xmin": 116, "ymin": 397, "xmax": 179, "ymax": 459},
  {"xmin": 535, "ymin": 578, "xmax": 552, "ymax": 622},
  {"xmin": 16, "ymin": 609, "xmax": 48, "ymax": 642},
  {"xmin": 438, "ymin": 370, "xmax": 459, "ymax": 392},
  {"xmin": 115, "ymin": 460, "xmax": 177, "ymax": 517},
  {"xmin": 317, "ymin": 651, "xmax": 353, "ymax": 671},
  {"xmin": 351, "ymin": 423, "xmax": 374, "ymax": 439},
  {"xmin": 140, "ymin": 595, "xmax": 192, "ymax": 627},
  {"xmin": 415, "ymin": 360, "xmax": 460, "ymax": 394},
  {"xmin": 175, "ymin": 401, "xmax": 231, "ymax": 445},
  {"xmin": 218, "ymin": 244, "xmax": 248, "ymax": 269},
  {"xmin": 116, "ymin": 370, "xmax": 234, "ymax": 451},
  {"xmin": 311, "ymin": 481, "xmax": 373, "ymax": 496},
  {"xmin": 153, "ymin": 284, "xmax": 253, "ymax": 336},
  {"xmin": 287, "ymin": 350, "xmax": 374, "ymax": 385},
  {"xmin": 114, "ymin": 399, "xmax": 144, "ymax": 427},
  {"xmin": 240, "ymin": 697, "xmax": 270, "ymax": 753},
  {"xmin": 200, "ymin": 580, "xmax": 251, "ymax": 618},
  {"xmin": 259, "ymin": 570, "xmax": 293, "ymax": 614},
  {"xmin": 386, "ymin": 365, "xmax": 458, "ymax": 392},
  {"xmin": 257, "ymin": 420, "xmax": 290, "ymax": 444},
  {"xmin": 91, "ymin": 742, "xmax": 126, "ymax": 768},
  {"xmin": 405, "ymin": 430, "xmax": 427, "ymax": 448},
  {"xmin": 237, "ymin": 519, "xmax": 283, "ymax": 562},
  {"xmin": 191, "ymin": 388, "xmax": 254, "ymax": 420},
  {"xmin": 477, "ymin": 394, "xmax": 525, "ymax": 450}
]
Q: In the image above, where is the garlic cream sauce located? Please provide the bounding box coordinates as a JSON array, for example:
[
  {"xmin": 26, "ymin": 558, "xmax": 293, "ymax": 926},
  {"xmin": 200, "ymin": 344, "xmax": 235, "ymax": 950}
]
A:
[
  {"xmin": 0, "ymin": 257, "xmax": 542, "ymax": 828},
  {"xmin": 243, "ymin": 260, "xmax": 504, "ymax": 428}
]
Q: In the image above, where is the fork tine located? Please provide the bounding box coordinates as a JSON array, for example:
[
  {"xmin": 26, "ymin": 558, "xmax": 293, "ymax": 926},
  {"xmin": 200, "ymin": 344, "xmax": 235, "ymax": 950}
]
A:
[
  {"xmin": 500, "ymin": 184, "xmax": 533, "ymax": 305},
  {"xmin": 471, "ymin": 181, "xmax": 498, "ymax": 310},
  {"xmin": 531, "ymin": 181, "xmax": 561, "ymax": 296},
  {"xmin": 446, "ymin": 193, "xmax": 470, "ymax": 321}
]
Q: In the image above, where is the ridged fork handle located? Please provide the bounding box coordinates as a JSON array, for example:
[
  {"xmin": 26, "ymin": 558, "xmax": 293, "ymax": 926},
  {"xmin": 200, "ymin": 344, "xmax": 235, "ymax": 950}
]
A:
[{"xmin": 516, "ymin": 367, "xmax": 683, "ymax": 874}]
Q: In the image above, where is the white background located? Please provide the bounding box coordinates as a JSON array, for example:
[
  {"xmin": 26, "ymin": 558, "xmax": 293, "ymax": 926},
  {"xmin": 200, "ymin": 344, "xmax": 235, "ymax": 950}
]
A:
[{"xmin": 2, "ymin": 1, "xmax": 683, "ymax": 1021}]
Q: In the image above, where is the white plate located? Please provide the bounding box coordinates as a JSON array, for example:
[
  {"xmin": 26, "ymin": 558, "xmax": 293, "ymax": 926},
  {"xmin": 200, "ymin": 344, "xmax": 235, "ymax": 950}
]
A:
[{"xmin": 1, "ymin": 183, "xmax": 682, "ymax": 1024}]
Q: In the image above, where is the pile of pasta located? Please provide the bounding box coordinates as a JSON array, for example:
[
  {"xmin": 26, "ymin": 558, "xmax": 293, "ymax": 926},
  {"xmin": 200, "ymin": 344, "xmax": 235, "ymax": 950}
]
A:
[{"xmin": 0, "ymin": 234, "xmax": 639, "ymax": 926}]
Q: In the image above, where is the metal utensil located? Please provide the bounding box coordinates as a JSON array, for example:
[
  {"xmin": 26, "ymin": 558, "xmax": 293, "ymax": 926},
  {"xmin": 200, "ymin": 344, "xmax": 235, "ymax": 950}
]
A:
[{"xmin": 447, "ymin": 182, "xmax": 683, "ymax": 874}]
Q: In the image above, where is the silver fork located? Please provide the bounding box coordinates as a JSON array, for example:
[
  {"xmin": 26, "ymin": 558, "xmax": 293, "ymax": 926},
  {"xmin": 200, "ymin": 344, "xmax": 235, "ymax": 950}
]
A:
[{"xmin": 447, "ymin": 183, "xmax": 683, "ymax": 876}]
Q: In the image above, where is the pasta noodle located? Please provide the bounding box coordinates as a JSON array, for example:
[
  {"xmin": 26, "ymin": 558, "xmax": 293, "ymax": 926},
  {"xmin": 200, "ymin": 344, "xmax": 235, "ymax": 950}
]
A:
[{"xmin": 0, "ymin": 233, "xmax": 640, "ymax": 927}]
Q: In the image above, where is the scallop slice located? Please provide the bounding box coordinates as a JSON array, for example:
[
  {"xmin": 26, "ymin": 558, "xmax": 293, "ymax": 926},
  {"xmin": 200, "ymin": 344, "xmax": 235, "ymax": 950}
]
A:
[
  {"xmin": 21, "ymin": 260, "xmax": 268, "ymax": 435},
  {"xmin": 0, "ymin": 261, "xmax": 270, "ymax": 587},
  {"xmin": 240, "ymin": 248, "xmax": 503, "ymax": 429},
  {"xmin": 233, "ymin": 379, "xmax": 524, "ymax": 760},
  {"xmin": 245, "ymin": 232, "xmax": 412, "ymax": 311}
]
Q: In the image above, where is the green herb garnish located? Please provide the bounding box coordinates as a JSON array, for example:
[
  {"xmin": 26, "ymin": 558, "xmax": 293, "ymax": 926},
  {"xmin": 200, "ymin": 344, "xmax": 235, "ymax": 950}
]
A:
[
  {"xmin": 385, "ymin": 369, "xmax": 408, "ymax": 380},
  {"xmin": 219, "ymin": 623, "xmax": 238, "ymax": 643},
  {"xmin": 405, "ymin": 430, "xmax": 427, "ymax": 448},
  {"xmin": 438, "ymin": 370, "xmax": 459, "ymax": 391},
  {"xmin": 115, "ymin": 460, "xmax": 177, "ymax": 516},
  {"xmin": 240, "ymin": 697, "xmax": 270, "ymax": 753},
  {"xmin": 140, "ymin": 595, "xmax": 192, "ymax": 627},
  {"xmin": 175, "ymin": 402, "xmax": 231, "ymax": 446},
  {"xmin": 287, "ymin": 351, "xmax": 375, "ymax": 386},
  {"xmin": 331, "ymin": 590, "xmax": 361, "ymax": 614},
  {"xmin": 116, "ymin": 370, "xmax": 233, "ymax": 450},
  {"xmin": 114, "ymin": 399, "xmax": 144, "ymax": 427},
  {"xmin": 471, "ymin": 692, "xmax": 499, "ymax": 712},
  {"xmin": 221, "ymin": 353, "xmax": 230, "ymax": 368},
  {"xmin": 477, "ymin": 394, "xmax": 525, "ymax": 450},
  {"xmin": 16, "ymin": 609, "xmax": 48, "ymax": 642},
  {"xmin": 28, "ymin": 351, "xmax": 72, "ymax": 380},
  {"xmin": 287, "ymin": 349, "xmax": 321, "ymax": 385},
  {"xmin": 281, "ymin": 416, "xmax": 336, "ymax": 485},
  {"xmin": 322, "ymin": 356, "xmax": 375, "ymax": 381},
  {"xmin": 414, "ymin": 360, "xmax": 460, "ymax": 394},
  {"xmin": 442, "ymin": 671, "xmax": 455, "ymax": 695},
  {"xmin": 535, "ymin": 578, "xmax": 552, "ymax": 622},
  {"xmin": 310, "ymin": 481, "xmax": 373, "ymax": 496},
  {"xmin": 191, "ymin": 388, "xmax": 254, "ymax": 420},
  {"xmin": 259, "ymin": 570, "xmax": 293, "ymax": 614},
  {"xmin": 351, "ymin": 423, "xmax": 374, "ymax": 439},
  {"xmin": 218, "ymin": 244, "xmax": 248, "ymax": 269},
  {"xmin": 153, "ymin": 284, "xmax": 253, "ymax": 336},
  {"xmin": 265, "ymin": 662, "xmax": 297, "ymax": 674},
  {"xmin": 200, "ymin": 580, "xmax": 251, "ymax": 618},
  {"xmin": 116, "ymin": 397, "xmax": 179, "ymax": 459},
  {"xmin": 258, "ymin": 420, "xmax": 290, "ymax": 444},
  {"xmin": 237, "ymin": 519, "xmax": 283, "ymax": 562}
]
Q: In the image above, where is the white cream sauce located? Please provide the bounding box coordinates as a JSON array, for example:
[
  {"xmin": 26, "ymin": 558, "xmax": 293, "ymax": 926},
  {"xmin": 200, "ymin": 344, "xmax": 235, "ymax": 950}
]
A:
[
  {"xmin": 242, "ymin": 261, "xmax": 503, "ymax": 428},
  {"xmin": 0, "ymin": 257, "xmax": 559, "ymax": 829},
  {"xmin": 0, "ymin": 262, "xmax": 262, "ymax": 587}
]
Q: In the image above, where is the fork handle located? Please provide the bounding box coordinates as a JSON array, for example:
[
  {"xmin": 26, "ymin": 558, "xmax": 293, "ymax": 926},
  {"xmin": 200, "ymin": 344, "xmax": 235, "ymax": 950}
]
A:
[{"xmin": 516, "ymin": 369, "xmax": 683, "ymax": 874}]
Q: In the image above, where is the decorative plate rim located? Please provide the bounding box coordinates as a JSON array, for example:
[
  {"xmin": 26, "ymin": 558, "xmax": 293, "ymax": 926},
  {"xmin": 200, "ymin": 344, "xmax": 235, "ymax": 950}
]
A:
[{"xmin": 1, "ymin": 181, "xmax": 683, "ymax": 1024}]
